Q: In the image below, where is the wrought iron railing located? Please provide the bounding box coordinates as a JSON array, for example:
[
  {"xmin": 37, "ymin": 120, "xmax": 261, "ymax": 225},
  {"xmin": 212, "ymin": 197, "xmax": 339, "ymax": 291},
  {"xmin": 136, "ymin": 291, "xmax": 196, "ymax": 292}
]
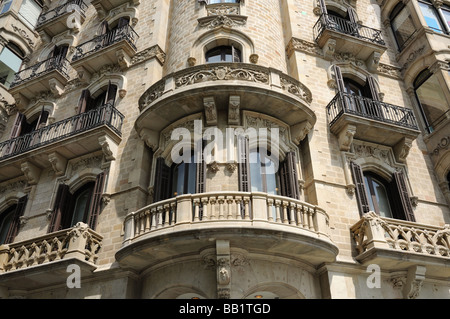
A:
[
  {"xmin": 36, "ymin": 0, "xmax": 87, "ymax": 27},
  {"xmin": 72, "ymin": 24, "xmax": 139, "ymax": 62},
  {"xmin": 0, "ymin": 103, "xmax": 124, "ymax": 161},
  {"xmin": 313, "ymin": 14, "xmax": 385, "ymax": 46},
  {"xmin": 326, "ymin": 92, "xmax": 419, "ymax": 130},
  {"xmin": 10, "ymin": 56, "xmax": 70, "ymax": 88}
]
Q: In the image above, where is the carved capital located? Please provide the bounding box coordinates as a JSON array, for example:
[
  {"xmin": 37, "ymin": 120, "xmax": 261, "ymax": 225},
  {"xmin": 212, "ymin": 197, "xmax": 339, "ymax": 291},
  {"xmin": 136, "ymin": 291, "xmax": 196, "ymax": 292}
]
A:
[
  {"xmin": 291, "ymin": 120, "xmax": 313, "ymax": 145},
  {"xmin": 393, "ymin": 137, "xmax": 413, "ymax": 163},
  {"xmin": 116, "ymin": 49, "xmax": 131, "ymax": 70},
  {"xmin": 228, "ymin": 95, "xmax": 240, "ymax": 125},
  {"xmin": 323, "ymin": 39, "xmax": 336, "ymax": 60},
  {"xmin": 337, "ymin": 124, "xmax": 357, "ymax": 151}
]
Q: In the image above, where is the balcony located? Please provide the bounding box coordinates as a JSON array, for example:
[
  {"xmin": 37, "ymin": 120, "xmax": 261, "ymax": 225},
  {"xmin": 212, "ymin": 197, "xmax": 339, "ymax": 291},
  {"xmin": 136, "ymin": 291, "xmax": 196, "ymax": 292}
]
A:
[
  {"xmin": 35, "ymin": 0, "xmax": 88, "ymax": 38},
  {"xmin": 0, "ymin": 104, "xmax": 124, "ymax": 182},
  {"xmin": 71, "ymin": 24, "xmax": 139, "ymax": 78},
  {"xmin": 326, "ymin": 92, "xmax": 420, "ymax": 159},
  {"xmin": 137, "ymin": 62, "xmax": 315, "ymax": 147},
  {"xmin": 313, "ymin": 14, "xmax": 386, "ymax": 69},
  {"xmin": 115, "ymin": 191, "xmax": 338, "ymax": 272},
  {"xmin": 351, "ymin": 212, "xmax": 450, "ymax": 278},
  {"xmin": 9, "ymin": 57, "xmax": 71, "ymax": 103},
  {"xmin": 0, "ymin": 222, "xmax": 102, "ymax": 291},
  {"xmin": 91, "ymin": 0, "xmax": 138, "ymax": 18}
]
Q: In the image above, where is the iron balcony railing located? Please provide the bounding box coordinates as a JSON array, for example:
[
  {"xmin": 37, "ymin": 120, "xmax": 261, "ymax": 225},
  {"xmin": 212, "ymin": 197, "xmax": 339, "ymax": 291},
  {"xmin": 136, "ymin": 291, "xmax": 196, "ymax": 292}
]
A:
[
  {"xmin": 10, "ymin": 56, "xmax": 70, "ymax": 88},
  {"xmin": 72, "ymin": 24, "xmax": 139, "ymax": 62},
  {"xmin": 36, "ymin": 0, "xmax": 87, "ymax": 28},
  {"xmin": 313, "ymin": 13, "xmax": 385, "ymax": 46},
  {"xmin": 326, "ymin": 92, "xmax": 419, "ymax": 130},
  {"xmin": 0, "ymin": 103, "xmax": 124, "ymax": 161}
]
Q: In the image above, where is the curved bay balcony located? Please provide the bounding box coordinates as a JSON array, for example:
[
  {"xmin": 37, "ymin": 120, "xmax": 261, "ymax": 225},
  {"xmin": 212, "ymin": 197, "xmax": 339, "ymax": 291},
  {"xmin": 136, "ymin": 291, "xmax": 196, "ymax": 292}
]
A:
[
  {"xmin": 313, "ymin": 14, "xmax": 386, "ymax": 70},
  {"xmin": 0, "ymin": 104, "xmax": 123, "ymax": 182},
  {"xmin": 351, "ymin": 212, "xmax": 450, "ymax": 278},
  {"xmin": 115, "ymin": 192, "xmax": 338, "ymax": 272},
  {"xmin": 137, "ymin": 62, "xmax": 315, "ymax": 144}
]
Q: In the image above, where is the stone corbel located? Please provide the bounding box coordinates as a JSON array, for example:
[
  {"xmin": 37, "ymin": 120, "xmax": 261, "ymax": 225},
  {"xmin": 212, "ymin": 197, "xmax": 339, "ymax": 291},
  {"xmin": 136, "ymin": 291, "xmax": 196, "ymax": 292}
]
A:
[
  {"xmin": 21, "ymin": 161, "xmax": 41, "ymax": 185},
  {"xmin": 139, "ymin": 128, "xmax": 159, "ymax": 151},
  {"xmin": 291, "ymin": 120, "xmax": 313, "ymax": 145},
  {"xmin": 323, "ymin": 38, "xmax": 336, "ymax": 60},
  {"xmin": 75, "ymin": 65, "xmax": 91, "ymax": 83},
  {"xmin": 402, "ymin": 265, "xmax": 426, "ymax": 299},
  {"xmin": 203, "ymin": 96, "xmax": 217, "ymax": 126},
  {"xmin": 48, "ymin": 152, "xmax": 67, "ymax": 176},
  {"xmin": 98, "ymin": 135, "xmax": 117, "ymax": 161},
  {"xmin": 48, "ymin": 78, "xmax": 65, "ymax": 97},
  {"xmin": 38, "ymin": 30, "xmax": 51, "ymax": 44},
  {"xmin": 93, "ymin": 3, "xmax": 107, "ymax": 19},
  {"xmin": 116, "ymin": 49, "xmax": 131, "ymax": 70},
  {"xmin": 366, "ymin": 51, "xmax": 381, "ymax": 73},
  {"xmin": 393, "ymin": 137, "xmax": 413, "ymax": 163},
  {"xmin": 337, "ymin": 124, "xmax": 357, "ymax": 151},
  {"xmin": 228, "ymin": 95, "xmax": 240, "ymax": 125},
  {"xmin": 12, "ymin": 93, "xmax": 28, "ymax": 113}
]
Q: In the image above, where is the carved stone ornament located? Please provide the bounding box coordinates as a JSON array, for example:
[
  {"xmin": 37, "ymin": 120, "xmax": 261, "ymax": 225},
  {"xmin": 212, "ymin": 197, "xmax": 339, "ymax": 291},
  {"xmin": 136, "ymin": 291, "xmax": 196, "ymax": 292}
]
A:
[
  {"xmin": 203, "ymin": 96, "xmax": 217, "ymax": 126},
  {"xmin": 131, "ymin": 45, "xmax": 166, "ymax": 66},
  {"xmin": 198, "ymin": 14, "xmax": 247, "ymax": 29},
  {"xmin": 207, "ymin": 161, "xmax": 220, "ymax": 173}
]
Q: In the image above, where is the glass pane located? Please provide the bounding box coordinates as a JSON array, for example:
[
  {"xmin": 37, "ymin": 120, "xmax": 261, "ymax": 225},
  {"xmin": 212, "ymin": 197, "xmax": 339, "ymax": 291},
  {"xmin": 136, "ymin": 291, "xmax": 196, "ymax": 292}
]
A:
[
  {"xmin": 363, "ymin": 176, "xmax": 376, "ymax": 212},
  {"xmin": 0, "ymin": 209, "xmax": 14, "ymax": 244},
  {"xmin": 391, "ymin": 6, "xmax": 416, "ymax": 49},
  {"xmin": 71, "ymin": 188, "xmax": 91, "ymax": 226},
  {"xmin": 372, "ymin": 180, "xmax": 393, "ymax": 218},
  {"xmin": 187, "ymin": 160, "xmax": 197, "ymax": 194},
  {"xmin": 415, "ymin": 72, "xmax": 448, "ymax": 130},
  {"xmin": 18, "ymin": 0, "xmax": 42, "ymax": 29},
  {"xmin": 250, "ymin": 151, "xmax": 263, "ymax": 192},
  {"xmin": 418, "ymin": 1, "xmax": 444, "ymax": 32},
  {"xmin": 0, "ymin": 47, "xmax": 22, "ymax": 71},
  {"xmin": 261, "ymin": 152, "xmax": 278, "ymax": 195},
  {"xmin": 0, "ymin": 0, "xmax": 12, "ymax": 14}
]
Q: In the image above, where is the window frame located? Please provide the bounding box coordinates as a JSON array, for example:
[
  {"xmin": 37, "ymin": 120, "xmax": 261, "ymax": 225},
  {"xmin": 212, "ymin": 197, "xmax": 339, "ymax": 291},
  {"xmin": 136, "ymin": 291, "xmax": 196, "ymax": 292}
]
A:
[
  {"xmin": 205, "ymin": 45, "xmax": 241, "ymax": 63},
  {"xmin": 389, "ymin": 2, "xmax": 416, "ymax": 51}
]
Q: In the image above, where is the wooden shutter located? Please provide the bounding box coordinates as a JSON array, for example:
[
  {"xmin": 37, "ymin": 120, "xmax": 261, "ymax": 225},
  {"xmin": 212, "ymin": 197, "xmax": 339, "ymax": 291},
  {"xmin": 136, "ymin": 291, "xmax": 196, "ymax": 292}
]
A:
[
  {"xmin": 105, "ymin": 81, "xmax": 117, "ymax": 106},
  {"xmin": 10, "ymin": 112, "xmax": 25, "ymax": 138},
  {"xmin": 35, "ymin": 107, "xmax": 49, "ymax": 130},
  {"xmin": 77, "ymin": 89, "xmax": 91, "ymax": 114},
  {"xmin": 279, "ymin": 152, "xmax": 301, "ymax": 200},
  {"xmin": 332, "ymin": 64, "xmax": 345, "ymax": 93},
  {"xmin": 196, "ymin": 140, "xmax": 206, "ymax": 194},
  {"xmin": 366, "ymin": 75, "xmax": 380, "ymax": 101},
  {"xmin": 237, "ymin": 135, "xmax": 250, "ymax": 192},
  {"xmin": 347, "ymin": 7, "xmax": 359, "ymax": 23},
  {"xmin": 48, "ymin": 183, "xmax": 71, "ymax": 232},
  {"xmin": 4, "ymin": 195, "xmax": 27, "ymax": 244},
  {"xmin": 87, "ymin": 171, "xmax": 106, "ymax": 230},
  {"xmin": 350, "ymin": 161, "xmax": 370, "ymax": 216},
  {"xmin": 153, "ymin": 157, "xmax": 171, "ymax": 202},
  {"xmin": 390, "ymin": 171, "xmax": 416, "ymax": 222}
]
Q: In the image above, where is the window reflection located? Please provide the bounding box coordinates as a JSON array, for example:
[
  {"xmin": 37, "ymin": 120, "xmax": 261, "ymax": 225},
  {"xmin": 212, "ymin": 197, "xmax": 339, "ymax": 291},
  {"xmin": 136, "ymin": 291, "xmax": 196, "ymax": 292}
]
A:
[
  {"xmin": 390, "ymin": 3, "xmax": 416, "ymax": 51},
  {"xmin": 364, "ymin": 174, "xmax": 393, "ymax": 218}
]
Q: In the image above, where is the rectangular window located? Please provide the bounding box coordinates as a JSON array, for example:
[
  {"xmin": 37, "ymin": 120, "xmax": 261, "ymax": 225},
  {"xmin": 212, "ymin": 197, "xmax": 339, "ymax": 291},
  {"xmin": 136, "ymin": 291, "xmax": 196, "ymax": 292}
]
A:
[
  {"xmin": 418, "ymin": 0, "xmax": 445, "ymax": 33},
  {"xmin": 0, "ymin": 47, "xmax": 22, "ymax": 88},
  {"xmin": 391, "ymin": 6, "xmax": 416, "ymax": 50},
  {"xmin": 0, "ymin": 0, "xmax": 12, "ymax": 14},
  {"xmin": 441, "ymin": 6, "xmax": 450, "ymax": 30},
  {"xmin": 18, "ymin": 0, "xmax": 42, "ymax": 29}
]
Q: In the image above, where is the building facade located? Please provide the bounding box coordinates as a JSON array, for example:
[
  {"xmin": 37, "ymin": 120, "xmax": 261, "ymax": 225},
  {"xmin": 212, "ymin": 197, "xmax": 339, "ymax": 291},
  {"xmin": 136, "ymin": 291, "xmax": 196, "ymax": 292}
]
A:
[{"xmin": 0, "ymin": 0, "xmax": 449, "ymax": 299}]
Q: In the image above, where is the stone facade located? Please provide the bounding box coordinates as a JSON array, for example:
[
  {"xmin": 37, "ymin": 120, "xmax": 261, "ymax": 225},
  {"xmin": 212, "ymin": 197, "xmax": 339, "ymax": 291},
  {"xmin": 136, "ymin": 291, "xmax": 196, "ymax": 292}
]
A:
[{"xmin": 0, "ymin": 0, "xmax": 448, "ymax": 299}]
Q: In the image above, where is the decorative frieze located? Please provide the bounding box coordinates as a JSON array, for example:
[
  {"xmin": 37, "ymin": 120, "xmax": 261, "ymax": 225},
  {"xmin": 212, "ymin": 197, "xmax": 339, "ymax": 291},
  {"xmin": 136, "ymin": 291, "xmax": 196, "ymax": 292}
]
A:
[
  {"xmin": 131, "ymin": 45, "xmax": 166, "ymax": 66},
  {"xmin": 286, "ymin": 37, "xmax": 322, "ymax": 57},
  {"xmin": 198, "ymin": 15, "xmax": 247, "ymax": 29}
]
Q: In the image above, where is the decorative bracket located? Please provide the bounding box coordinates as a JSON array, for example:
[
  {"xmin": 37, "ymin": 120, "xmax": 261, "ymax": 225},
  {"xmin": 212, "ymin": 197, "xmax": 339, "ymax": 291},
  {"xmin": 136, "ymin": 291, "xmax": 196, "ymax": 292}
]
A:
[
  {"xmin": 228, "ymin": 95, "xmax": 240, "ymax": 125},
  {"xmin": 203, "ymin": 96, "xmax": 218, "ymax": 126}
]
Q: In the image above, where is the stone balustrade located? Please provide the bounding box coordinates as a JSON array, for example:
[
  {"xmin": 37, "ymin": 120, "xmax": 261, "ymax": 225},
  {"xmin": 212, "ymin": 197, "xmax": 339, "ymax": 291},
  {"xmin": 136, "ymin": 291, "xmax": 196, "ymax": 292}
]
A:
[
  {"xmin": 122, "ymin": 192, "xmax": 331, "ymax": 245},
  {"xmin": 351, "ymin": 212, "xmax": 450, "ymax": 258},
  {"xmin": 0, "ymin": 222, "xmax": 102, "ymax": 273}
]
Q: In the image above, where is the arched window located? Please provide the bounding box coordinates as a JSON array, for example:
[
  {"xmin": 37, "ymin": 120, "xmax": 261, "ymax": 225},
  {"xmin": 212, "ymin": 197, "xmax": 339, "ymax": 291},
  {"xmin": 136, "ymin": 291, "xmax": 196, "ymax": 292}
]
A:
[
  {"xmin": 413, "ymin": 68, "xmax": 448, "ymax": 133},
  {"xmin": 203, "ymin": 0, "xmax": 240, "ymax": 4},
  {"xmin": 49, "ymin": 172, "xmax": 105, "ymax": 232},
  {"xmin": 77, "ymin": 81, "xmax": 118, "ymax": 114},
  {"xmin": 0, "ymin": 196, "xmax": 28, "ymax": 244},
  {"xmin": 153, "ymin": 148, "xmax": 205, "ymax": 202},
  {"xmin": 205, "ymin": 45, "xmax": 241, "ymax": 63},
  {"xmin": 350, "ymin": 161, "xmax": 415, "ymax": 221},
  {"xmin": 390, "ymin": 2, "xmax": 416, "ymax": 51},
  {"xmin": 171, "ymin": 152, "xmax": 197, "ymax": 197}
]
